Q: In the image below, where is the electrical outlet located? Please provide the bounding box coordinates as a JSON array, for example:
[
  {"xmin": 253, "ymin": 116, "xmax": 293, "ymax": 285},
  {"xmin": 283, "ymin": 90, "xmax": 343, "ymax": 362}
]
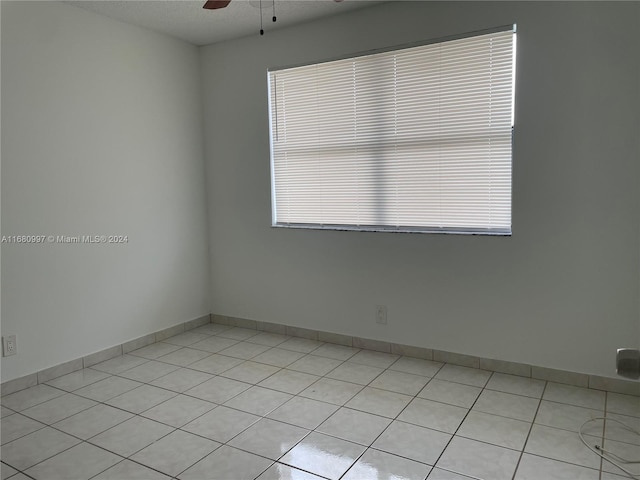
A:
[
  {"xmin": 2, "ymin": 335, "xmax": 17, "ymax": 357},
  {"xmin": 376, "ymin": 305, "xmax": 387, "ymax": 325}
]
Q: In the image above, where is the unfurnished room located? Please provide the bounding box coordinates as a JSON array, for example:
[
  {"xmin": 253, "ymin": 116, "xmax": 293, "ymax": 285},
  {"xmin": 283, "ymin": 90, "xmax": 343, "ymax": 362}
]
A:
[{"xmin": 0, "ymin": 1, "xmax": 639, "ymax": 479}]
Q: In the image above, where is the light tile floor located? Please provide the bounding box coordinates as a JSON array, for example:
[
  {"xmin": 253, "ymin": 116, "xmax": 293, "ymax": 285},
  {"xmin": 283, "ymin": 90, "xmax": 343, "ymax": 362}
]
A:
[{"xmin": 2, "ymin": 324, "xmax": 639, "ymax": 480}]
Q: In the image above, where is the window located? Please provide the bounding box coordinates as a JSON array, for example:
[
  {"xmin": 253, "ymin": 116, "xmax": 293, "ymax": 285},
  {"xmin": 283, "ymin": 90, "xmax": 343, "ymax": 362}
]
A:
[{"xmin": 268, "ymin": 26, "xmax": 516, "ymax": 235}]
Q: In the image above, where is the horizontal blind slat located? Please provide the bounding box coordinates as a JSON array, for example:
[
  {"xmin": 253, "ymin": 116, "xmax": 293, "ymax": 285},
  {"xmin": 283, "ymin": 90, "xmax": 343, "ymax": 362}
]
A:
[{"xmin": 269, "ymin": 28, "xmax": 514, "ymax": 232}]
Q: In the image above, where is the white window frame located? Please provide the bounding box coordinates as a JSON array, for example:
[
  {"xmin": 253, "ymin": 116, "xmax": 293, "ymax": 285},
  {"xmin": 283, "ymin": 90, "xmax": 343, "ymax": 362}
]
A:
[{"xmin": 268, "ymin": 25, "xmax": 517, "ymax": 235}]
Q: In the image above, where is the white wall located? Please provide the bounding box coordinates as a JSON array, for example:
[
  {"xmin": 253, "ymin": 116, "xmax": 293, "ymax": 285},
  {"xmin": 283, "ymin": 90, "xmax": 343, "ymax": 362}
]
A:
[
  {"xmin": 201, "ymin": 1, "xmax": 640, "ymax": 378},
  {"xmin": 1, "ymin": 1, "xmax": 210, "ymax": 381}
]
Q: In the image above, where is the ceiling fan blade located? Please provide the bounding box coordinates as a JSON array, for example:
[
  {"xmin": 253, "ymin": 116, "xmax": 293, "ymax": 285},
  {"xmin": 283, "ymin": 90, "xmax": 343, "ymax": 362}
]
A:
[{"xmin": 203, "ymin": 0, "xmax": 231, "ymax": 9}]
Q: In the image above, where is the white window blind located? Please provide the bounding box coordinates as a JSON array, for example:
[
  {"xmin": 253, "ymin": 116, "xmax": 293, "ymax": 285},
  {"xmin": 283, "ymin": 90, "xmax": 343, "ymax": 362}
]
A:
[{"xmin": 268, "ymin": 26, "xmax": 516, "ymax": 234}]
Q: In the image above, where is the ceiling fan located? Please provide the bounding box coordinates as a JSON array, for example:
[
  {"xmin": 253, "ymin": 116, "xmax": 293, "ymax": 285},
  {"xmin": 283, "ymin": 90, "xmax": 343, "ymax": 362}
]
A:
[
  {"xmin": 204, "ymin": 0, "xmax": 272, "ymax": 35},
  {"xmin": 203, "ymin": 0, "xmax": 345, "ymax": 35},
  {"xmin": 203, "ymin": 1, "xmax": 231, "ymax": 9},
  {"xmin": 203, "ymin": 0, "xmax": 343, "ymax": 9}
]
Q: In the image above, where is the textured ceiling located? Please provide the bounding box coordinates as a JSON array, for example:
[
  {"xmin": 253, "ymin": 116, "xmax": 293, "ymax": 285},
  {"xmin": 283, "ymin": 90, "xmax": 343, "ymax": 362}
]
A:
[{"xmin": 68, "ymin": 0, "xmax": 382, "ymax": 46}]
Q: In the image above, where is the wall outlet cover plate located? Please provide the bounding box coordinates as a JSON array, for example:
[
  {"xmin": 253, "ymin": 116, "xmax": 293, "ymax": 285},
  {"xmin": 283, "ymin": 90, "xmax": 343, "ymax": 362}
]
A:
[{"xmin": 2, "ymin": 335, "xmax": 17, "ymax": 357}]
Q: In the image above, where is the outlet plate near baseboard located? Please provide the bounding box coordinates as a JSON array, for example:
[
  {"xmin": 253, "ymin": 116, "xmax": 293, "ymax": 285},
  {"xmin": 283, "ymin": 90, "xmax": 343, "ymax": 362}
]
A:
[{"xmin": 3, "ymin": 335, "xmax": 17, "ymax": 356}]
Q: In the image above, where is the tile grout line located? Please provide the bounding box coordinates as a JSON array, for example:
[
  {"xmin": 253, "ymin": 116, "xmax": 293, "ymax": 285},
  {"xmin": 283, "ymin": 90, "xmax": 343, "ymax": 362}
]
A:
[
  {"xmin": 338, "ymin": 361, "xmax": 449, "ymax": 479},
  {"xmin": 1, "ymin": 459, "xmax": 37, "ymax": 480},
  {"xmin": 5, "ymin": 345, "xmax": 458, "ymax": 431},
  {"xmin": 599, "ymin": 391, "xmax": 607, "ymax": 480},
  {"xmin": 39, "ymin": 381, "xmax": 211, "ymax": 480},
  {"xmin": 321, "ymin": 358, "xmax": 446, "ymax": 480},
  {"xmin": 163, "ymin": 343, "xmax": 357, "ymax": 480},
  {"xmin": 5, "ymin": 311, "xmax": 639, "ymax": 401},
  {"xmin": 5, "ymin": 345, "xmax": 442, "ymax": 479},
  {"xmin": 82, "ymin": 335, "xmax": 362, "ymax": 429},
  {"xmin": 1, "ymin": 332, "xmax": 228, "ymax": 477},
  {"xmin": 364, "ymin": 365, "xmax": 488, "ymax": 480},
  {"xmin": 209, "ymin": 353, "xmax": 439, "ymax": 479},
  {"xmin": 9, "ymin": 426, "xmax": 100, "ymax": 478},
  {"xmin": 6, "ymin": 331, "xmax": 632, "ymax": 480},
  {"xmin": 9, "ymin": 369, "xmax": 194, "ymax": 477},
  {"xmin": 85, "ymin": 379, "xmax": 238, "ymax": 480},
  {"xmin": 85, "ymin": 457, "xmax": 170, "ymax": 480},
  {"xmin": 425, "ymin": 369, "xmax": 498, "ymax": 480},
  {"xmin": 509, "ymin": 379, "xmax": 548, "ymax": 480}
]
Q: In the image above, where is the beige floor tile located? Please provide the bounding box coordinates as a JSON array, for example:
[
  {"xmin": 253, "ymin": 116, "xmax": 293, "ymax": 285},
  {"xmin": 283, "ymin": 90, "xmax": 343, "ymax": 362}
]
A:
[
  {"xmin": 398, "ymin": 397, "xmax": 468, "ymax": 433},
  {"xmin": 1, "ymin": 413, "xmax": 46, "ymax": 445},
  {"xmin": 156, "ymin": 347, "xmax": 212, "ymax": 367},
  {"xmin": 217, "ymin": 341, "xmax": 271, "ymax": 360},
  {"xmin": 185, "ymin": 376, "xmax": 251, "ymax": 404},
  {"xmin": 180, "ymin": 445, "xmax": 272, "ymax": 480},
  {"xmin": 606, "ymin": 392, "xmax": 640, "ymax": 418},
  {"xmin": 141, "ymin": 395, "xmax": 215, "ymax": 427},
  {"xmin": 91, "ymin": 355, "xmax": 148, "ymax": 375},
  {"xmin": 436, "ymin": 436, "xmax": 520, "ymax": 480},
  {"xmin": 20, "ymin": 393, "xmax": 96, "ymax": 424},
  {"xmin": 25, "ymin": 442, "xmax": 121, "ymax": 480},
  {"xmin": 418, "ymin": 379, "xmax": 481, "ymax": 408},
  {"xmin": 188, "ymin": 353, "xmax": 245, "ymax": 374},
  {"xmin": 1, "ymin": 385, "xmax": 66, "ymax": 411},
  {"xmin": 543, "ymin": 383, "xmax": 605, "ymax": 410},
  {"xmin": 1, "ymin": 463, "xmax": 18, "ymax": 480},
  {"xmin": 256, "ymin": 463, "xmax": 325, "ymax": 480},
  {"xmin": 435, "ymin": 364, "xmax": 492, "ymax": 388},
  {"xmin": 162, "ymin": 332, "xmax": 209, "ymax": 347},
  {"xmin": 182, "ymin": 405, "xmax": 260, "ymax": 443},
  {"xmin": 514, "ymin": 454, "xmax": 599, "ymax": 480},
  {"xmin": 117, "ymin": 360, "xmax": 179, "ymax": 383},
  {"xmin": 245, "ymin": 332, "xmax": 291, "ymax": 347},
  {"xmin": 535, "ymin": 400, "xmax": 603, "ymax": 433},
  {"xmin": 1, "ymin": 427, "xmax": 80, "ymax": 470},
  {"xmin": 326, "ymin": 362, "xmax": 384, "ymax": 385},
  {"xmin": 457, "ymin": 411, "xmax": 531, "ymax": 450},
  {"xmin": 280, "ymin": 432, "xmax": 366, "ymax": 480},
  {"xmin": 343, "ymin": 448, "xmax": 431, "ymax": 480},
  {"xmin": 93, "ymin": 459, "xmax": 172, "ymax": 479},
  {"xmin": 370, "ymin": 370, "xmax": 430, "ymax": 396},
  {"xmin": 150, "ymin": 368, "xmax": 214, "ymax": 393},
  {"xmin": 129, "ymin": 342, "xmax": 181, "ymax": 360},
  {"xmin": 277, "ymin": 337, "xmax": 323, "ymax": 354},
  {"xmin": 45, "ymin": 369, "xmax": 111, "ymax": 392},
  {"xmin": 287, "ymin": 355, "xmax": 343, "ymax": 376},
  {"xmin": 89, "ymin": 416, "xmax": 174, "ymax": 457},
  {"xmin": 74, "ymin": 376, "xmax": 142, "ymax": 402},
  {"xmin": 259, "ymin": 369, "xmax": 320, "ymax": 395},
  {"xmin": 188, "ymin": 336, "xmax": 239, "ymax": 353},
  {"xmin": 252, "ymin": 348, "xmax": 307, "ymax": 368},
  {"xmin": 473, "ymin": 389, "xmax": 540, "ymax": 422},
  {"xmin": 300, "ymin": 377, "xmax": 363, "ymax": 405},
  {"xmin": 312, "ymin": 344, "xmax": 360, "ymax": 361},
  {"xmin": 349, "ymin": 350, "xmax": 399, "ymax": 369},
  {"xmin": 53, "ymin": 404, "xmax": 133, "ymax": 439},
  {"xmin": 486, "ymin": 373, "xmax": 546, "ymax": 398},
  {"xmin": 525, "ymin": 424, "xmax": 601, "ymax": 470},
  {"xmin": 216, "ymin": 327, "xmax": 260, "ymax": 341},
  {"xmin": 223, "ymin": 386, "xmax": 292, "ymax": 416},
  {"xmin": 229, "ymin": 418, "xmax": 309, "ymax": 460},
  {"xmin": 131, "ymin": 430, "xmax": 220, "ymax": 477},
  {"xmin": 346, "ymin": 387, "xmax": 412, "ymax": 418},
  {"xmin": 389, "ymin": 357, "xmax": 443, "ymax": 377},
  {"xmin": 373, "ymin": 420, "xmax": 451, "ymax": 465},
  {"xmin": 220, "ymin": 361, "xmax": 281, "ymax": 384},
  {"xmin": 317, "ymin": 407, "xmax": 391, "ymax": 445},
  {"xmin": 105, "ymin": 384, "xmax": 177, "ymax": 414},
  {"xmin": 267, "ymin": 396, "xmax": 339, "ymax": 430}
]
